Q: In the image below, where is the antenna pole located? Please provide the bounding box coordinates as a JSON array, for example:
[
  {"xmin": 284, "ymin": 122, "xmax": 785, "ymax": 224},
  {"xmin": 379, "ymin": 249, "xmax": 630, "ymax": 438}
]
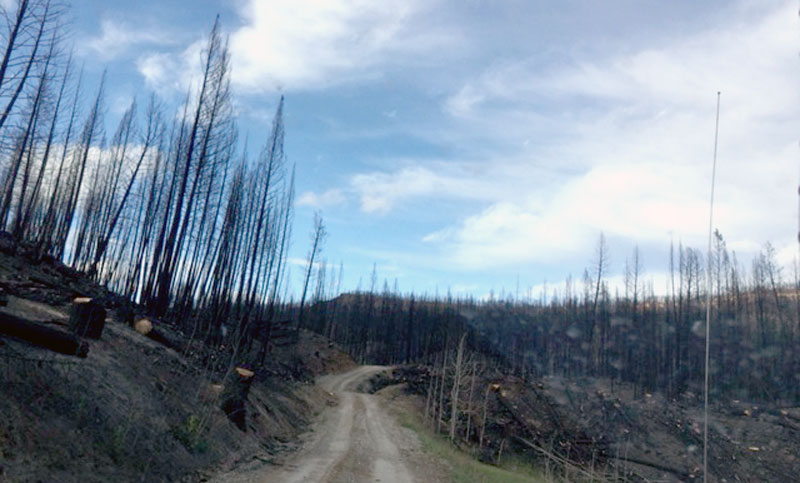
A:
[{"xmin": 704, "ymin": 91, "xmax": 721, "ymax": 483}]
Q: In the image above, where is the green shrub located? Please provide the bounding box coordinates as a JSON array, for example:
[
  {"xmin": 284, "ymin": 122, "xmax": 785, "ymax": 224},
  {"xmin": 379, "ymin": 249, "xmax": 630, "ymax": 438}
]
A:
[{"xmin": 172, "ymin": 414, "xmax": 208, "ymax": 453}]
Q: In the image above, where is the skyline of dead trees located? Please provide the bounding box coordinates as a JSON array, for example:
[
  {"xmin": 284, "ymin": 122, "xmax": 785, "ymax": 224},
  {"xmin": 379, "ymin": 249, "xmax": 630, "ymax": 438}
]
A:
[
  {"xmin": 304, "ymin": 231, "xmax": 798, "ymax": 407},
  {"xmin": 0, "ymin": 4, "xmax": 304, "ymax": 368}
]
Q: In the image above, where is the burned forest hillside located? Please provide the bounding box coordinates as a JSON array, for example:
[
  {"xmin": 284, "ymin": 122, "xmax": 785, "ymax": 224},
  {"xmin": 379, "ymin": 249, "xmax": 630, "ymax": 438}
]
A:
[
  {"xmin": 297, "ymin": 237, "xmax": 800, "ymax": 481},
  {"xmin": 0, "ymin": 242, "xmax": 357, "ymax": 482},
  {"xmin": 0, "ymin": 5, "xmax": 353, "ymax": 482},
  {"xmin": 306, "ymin": 238, "xmax": 799, "ymax": 405},
  {"xmin": 0, "ymin": 1, "xmax": 798, "ymax": 482}
]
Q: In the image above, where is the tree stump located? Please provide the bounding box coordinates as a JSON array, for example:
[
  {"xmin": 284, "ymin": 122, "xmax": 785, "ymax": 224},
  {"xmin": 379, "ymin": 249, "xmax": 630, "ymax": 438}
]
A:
[
  {"xmin": 133, "ymin": 317, "xmax": 181, "ymax": 350},
  {"xmin": 0, "ymin": 231, "xmax": 16, "ymax": 255},
  {"xmin": 68, "ymin": 297, "xmax": 106, "ymax": 339},
  {"xmin": 220, "ymin": 367, "xmax": 255, "ymax": 431}
]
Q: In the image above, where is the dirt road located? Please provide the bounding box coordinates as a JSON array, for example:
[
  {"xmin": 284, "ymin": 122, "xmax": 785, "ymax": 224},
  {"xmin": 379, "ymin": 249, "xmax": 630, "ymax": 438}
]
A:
[{"xmin": 214, "ymin": 365, "xmax": 434, "ymax": 483}]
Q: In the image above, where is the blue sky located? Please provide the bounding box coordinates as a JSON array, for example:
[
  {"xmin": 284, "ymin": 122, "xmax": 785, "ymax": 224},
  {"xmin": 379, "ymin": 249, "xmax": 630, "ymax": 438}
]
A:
[{"xmin": 69, "ymin": 0, "xmax": 799, "ymax": 299}]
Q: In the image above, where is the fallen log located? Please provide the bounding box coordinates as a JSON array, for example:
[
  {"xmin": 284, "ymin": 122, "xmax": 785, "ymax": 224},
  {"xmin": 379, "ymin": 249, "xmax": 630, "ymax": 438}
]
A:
[
  {"xmin": 132, "ymin": 317, "xmax": 181, "ymax": 351},
  {"xmin": 0, "ymin": 310, "xmax": 88, "ymax": 357},
  {"xmin": 513, "ymin": 436, "xmax": 600, "ymax": 481},
  {"xmin": 220, "ymin": 367, "xmax": 255, "ymax": 431},
  {"xmin": 608, "ymin": 452, "xmax": 689, "ymax": 479},
  {"xmin": 29, "ymin": 274, "xmax": 57, "ymax": 287},
  {"xmin": 68, "ymin": 297, "xmax": 106, "ymax": 339},
  {"xmin": 42, "ymin": 318, "xmax": 68, "ymax": 328}
]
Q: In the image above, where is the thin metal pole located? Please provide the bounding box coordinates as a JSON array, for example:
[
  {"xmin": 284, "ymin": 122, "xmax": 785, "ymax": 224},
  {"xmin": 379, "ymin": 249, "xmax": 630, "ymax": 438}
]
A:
[{"xmin": 704, "ymin": 91, "xmax": 721, "ymax": 483}]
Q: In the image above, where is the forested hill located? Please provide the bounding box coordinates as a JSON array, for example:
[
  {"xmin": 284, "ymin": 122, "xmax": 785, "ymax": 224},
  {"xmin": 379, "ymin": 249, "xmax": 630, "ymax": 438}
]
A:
[
  {"xmin": 300, "ymin": 239, "xmax": 799, "ymax": 404},
  {"xmin": 298, "ymin": 292, "xmax": 509, "ymax": 368}
]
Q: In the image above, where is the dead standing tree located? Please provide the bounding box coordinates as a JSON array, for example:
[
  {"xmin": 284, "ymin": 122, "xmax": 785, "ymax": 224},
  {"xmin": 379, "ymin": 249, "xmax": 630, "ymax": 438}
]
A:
[
  {"xmin": 148, "ymin": 17, "xmax": 233, "ymax": 317},
  {"xmin": 449, "ymin": 332, "xmax": 467, "ymax": 441},
  {"xmin": 296, "ymin": 212, "xmax": 326, "ymax": 336}
]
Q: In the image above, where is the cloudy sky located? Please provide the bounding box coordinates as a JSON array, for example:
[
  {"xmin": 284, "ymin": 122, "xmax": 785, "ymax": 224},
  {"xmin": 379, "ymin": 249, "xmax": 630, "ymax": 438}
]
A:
[{"xmin": 72, "ymin": 0, "xmax": 799, "ymax": 298}]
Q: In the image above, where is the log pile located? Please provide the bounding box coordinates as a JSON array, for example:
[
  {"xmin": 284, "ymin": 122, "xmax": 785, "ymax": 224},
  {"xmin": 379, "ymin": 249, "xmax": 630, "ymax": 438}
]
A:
[
  {"xmin": 220, "ymin": 367, "xmax": 255, "ymax": 431},
  {"xmin": 0, "ymin": 310, "xmax": 88, "ymax": 357},
  {"xmin": 487, "ymin": 379, "xmax": 609, "ymax": 465},
  {"xmin": 68, "ymin": 297, "xmax": 106, "ymax": 339}
]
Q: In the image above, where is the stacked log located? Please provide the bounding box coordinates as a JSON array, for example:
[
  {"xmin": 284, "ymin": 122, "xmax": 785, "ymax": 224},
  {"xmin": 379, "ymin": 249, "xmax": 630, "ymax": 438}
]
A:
[
  {"xmin": 0, "ymin": 311, "xmax": 88, "ymax": 357},
  {"xmin": 68, "ymin": 297, "xmax": 106, "ymax": 339},
  {"xmin": 220, "ymin": 367, "xmax": 255, "ymax": 431}
]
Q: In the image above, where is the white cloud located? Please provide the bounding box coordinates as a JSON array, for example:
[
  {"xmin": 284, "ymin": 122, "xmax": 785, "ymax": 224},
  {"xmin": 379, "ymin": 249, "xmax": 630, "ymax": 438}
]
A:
[
  {"xmin": 446, "ymin": 1, "xmax": 795, "ymax": 118},
  {"xmin": 423, "ymin": 201, "xmax": 584, "ymax": 268},
  {"xmin": 350, "ymin": 163, "xmax": 499, "ymax": 214},
  {"xmin": 136, "ymin": 39, "xmax": 204, "ymax": 95},
  {"xmin": 354, "ymin": 1, "xmax": 798, "ymax": 271},
  {"xmin": 421, "ymin": 157, "xmax": 768, "ymax": 270},
  {"xmin": 134, "ymin": 0, "xmax": 455, "ymax": 95},
  {"xmin": 136, "ymin": 53, "xmax": 176, "ymax": 88},
  {"xmin": 228, "ymin": 0, "xmax": 457, "ymax": 91},
  {"xmin": 445, "ymin": 84, "xmax": 486, "ymax": 118},
  {"xmin": 297, "ymin": 189, "xmax": 347, "ymax": 209},
  {"xmin": 83, "ymin": 19, "xmax": 175, "ymax": 60},
  {"xmin": 131, "ymin": 0, "xmax": 458, "ymax": 96}
]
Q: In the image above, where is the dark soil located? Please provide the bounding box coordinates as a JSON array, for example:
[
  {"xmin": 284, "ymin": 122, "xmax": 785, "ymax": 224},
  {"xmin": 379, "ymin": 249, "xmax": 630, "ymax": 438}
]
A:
[{"xmin": 0, "ymin": 249, "xmax": 355, "ymax": 482}]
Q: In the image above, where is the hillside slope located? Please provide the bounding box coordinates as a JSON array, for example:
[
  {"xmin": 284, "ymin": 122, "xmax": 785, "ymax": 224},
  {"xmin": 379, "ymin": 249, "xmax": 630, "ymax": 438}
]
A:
[{"xmin": 0, "ymin": 250, "xmax": 355, "ymax": 482}]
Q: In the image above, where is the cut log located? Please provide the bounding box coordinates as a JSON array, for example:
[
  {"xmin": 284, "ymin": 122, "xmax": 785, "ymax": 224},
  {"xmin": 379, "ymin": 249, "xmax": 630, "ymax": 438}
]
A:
[
  {"xmin": 236, "ymin": 367, "xmax": 255, "ymax": 378},
  {"xmin": 608, "ymin": 453, "xmax": 689, "ymax": 479},
  {"xmin": 220, "ymin": 367, "xmax": 255, "ymax": 431},
  {"xmin": 68, "ymin": 297, "xmax": 106, "ymax": 339},
  {"xmin": 132, "ymin": 317, "xmax": 180, "ymax": 351},
  {"xmin": 134, "ymin": 318, "xmax": 153, "ymax": 335},
  {"xmin": 0, "ymin": 311, "xmax": 88, "ymax": 357}
]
